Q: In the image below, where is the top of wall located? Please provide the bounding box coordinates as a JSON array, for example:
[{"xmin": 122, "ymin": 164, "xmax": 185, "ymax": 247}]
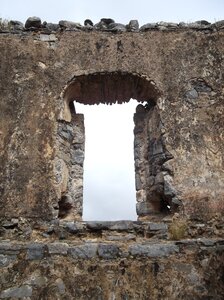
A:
[{"xmin": 1, "ymin": 16, "xmax": 224, "ymax": 35}]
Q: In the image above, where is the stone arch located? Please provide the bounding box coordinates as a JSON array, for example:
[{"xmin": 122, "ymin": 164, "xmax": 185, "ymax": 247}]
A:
[
  {"xmin": 60, "ymin": 71, "xmax": 160, "ymax": 122},
  {"xmin": 55, "ymin": 71, "xmax": 174, "ymax": 221}
]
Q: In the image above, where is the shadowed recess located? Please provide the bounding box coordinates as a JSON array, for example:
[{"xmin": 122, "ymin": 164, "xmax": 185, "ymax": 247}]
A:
[{"xmin": 63, "ymin": 71, "xmax": 160, "ymax": 105}]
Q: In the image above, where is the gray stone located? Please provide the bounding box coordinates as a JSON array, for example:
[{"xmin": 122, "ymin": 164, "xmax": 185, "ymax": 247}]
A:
[
  {"xmin": 148, "ymin": 222, "xmax": 168, "ymax": 231},
  {"xmin": 87, "ymin": 221, "xmax": 134, "ymax": 231},
  {"xmin": 9, "ymin": 20, "xmax": 24, "ymax": 31},
  {"xmin": 86, "ymin": 221, "xmax": 113, "ymax": 230},
  {"xmin": 48, "ymin": 242, "xmax": 69, "ymax": 255},
  {"xmin": 197, "ymin": 238, "xmax": 215, "ymax": 246},
  {"xmin": 26, "ymin": 243, "xmax": 45, "ymax": 260},
  {"xmin": 136, "ymin": 202, "xmax": 154, "ymax": 216},
  {"xmin": 71, "ymin": 149, "xmax": 84, "ymax": 165},
  {"xmin": 154, "ymin": 172, "xmax": 164, "ymax": 185},
  {"xmin": 196, "ymin": 20, "xmax": 211, "ymax": 26},
  {"xmin": 194, "ymin": 80, "xmax": 212, "ymax": 93},
  {"xmin": 151, "ymin": 138, "xmax": 164, "ymax": 155},
  {"xmin": 185, "ymin": 89, "xmax": 199, "ymax": 102},
  {"xmin": 110, "ymin": 221, "xmax": 134, "ymax": 231},
  {"xmin": 39, "ymin": 34, "xmax": 57, "ymax": 42},
  {"xmin": 157, "ymin": 26, "xmax": 169, "ymax": 31},
  {"xmin": 0, "ymin": 254, "xmax": 16, "ymax": 267},
  {"xmin": 188, "ymin": 22, "xmax": 210, "ymax": 30},
  {"xmin": 25, "ymin": 17, "xmax": 42, "ymax": 29},
  {"xmin": 213, "ymin": 20, "xmax": 224, "ymax": 29},
  {"xmin": 64, "ymin": 221, "xmax": 81, "ymax": 233},
  {"xmin": 135, "ymin": 174, "xmax": 142, "ymax": 190},
  {"xmin": 69, "ymin": 244, "xmax": 98, "ymax": 259},
  {"xmin": 0, "ymin": 242, "xmax": 22, "ymax": 255},
  {"xmin": 84, "ymin": 19, "xmax": 93, "ymax": 27},
  {"xmin": 129, "ymin": 243, "xmax": 179, "ymax": 257},
  {"xmin": 171, "ymin": 197, "xmax": 182, "ymax": 206},
  {"xmin": 94, "ymin": 19, "xmax": 116, "ymax": 31},
  {"xmin": 100, "ymin": 18, "xmax": 115, "ymax": 25},
  {"xmin": 98, "ymin": 244, "xmax": 120, "ymax": 259},
  {"xmin": 127, "ymin": 20, "xmax": 139, "ymax": 31},
  {"xmin": 175, "ymin": 239, "xmax": 197, "ymax": 246},
  {"xmin": 55, "ymin": 278, "xmax": 65, "ymax": 294},
  {"xmin": 44, "ymin": 22, "xmax": 60, "ymax": 31},
  {"xmin": 157, "ymin": 22, "xmax": 178, "ymax": 29},
  {"xmin": 178, "ymin": 22, "xmax": 188, "ymax": 28},
  {"xmin": 108, "ymin": 23, "xmax": 126, "ymax": 32},
  {"xmin": 105, "ymin": 234, "xmax": 136, "ymax": 241},
  {"xmin": 140, "ymin": 23, "xmax": 157, "ymax": 31},
  {"xmin": 94, "ymin": 22, "xmax": 107, "ymax": 30},
  {"xmin": 59, "ymin": 20, "xmax": 82, "ymax": 30},
  {"xmin": 0, "ymin": 285, "xmax": 32, "ymax": 298},
  {"xmin": 164, "ymin": 175, "xmax": 177, "ymax": 198}
]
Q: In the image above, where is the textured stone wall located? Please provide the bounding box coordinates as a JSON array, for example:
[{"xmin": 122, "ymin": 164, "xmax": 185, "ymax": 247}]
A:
[
  {"xmin": 0, "ymin": 25, "xmax": 223, "ymax": 222},
  {"xmin": 0, "ymin": 19, "xmax": 224, "ymax": 299},
  {"xmin": 0, "ymin": 219, "xmax": 224, "ymax": 299}
]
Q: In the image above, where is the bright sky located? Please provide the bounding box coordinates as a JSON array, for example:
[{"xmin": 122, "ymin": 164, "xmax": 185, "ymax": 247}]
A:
[{"xmin": 1, "ymin": 0, "xmax": 223, "ymax": 220}]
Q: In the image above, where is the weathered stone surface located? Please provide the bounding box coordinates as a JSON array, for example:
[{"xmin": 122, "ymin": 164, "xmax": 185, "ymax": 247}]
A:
[
  {"xmin": 0, "ymin": 26, "xmax": 223, "ymax": 223},
  {"xmin": 0, "ymin": 237, "xmax": 222, "ymax": 298},
  {"xmin": 59, "ymin": 20, "xmax": 82, "ymax": 30},
  {"xmin": 136, "ymin": 202, "xmax": 155, "ymax": 216},
  {"xmin": 68, "ymin": 243, "xmax": 98, "ymax": 259},
  {"xmin": 105, "ymin": 233, "xmax": 136, "ymax": 241},
  {"xmin": 48, "ymin": 242, "xmax": 69, "ymax": 255},
  {"xmin": 25, "ymin": 16, "xmax": 41, "ymax": 29},
  {"xmin": 0, "ymin": 285, "xmax": 32, "ymax": 298},
  {"xmin": 127, "ymin": 20, "xmax": 139, "ymax": 31},
  {"xmin": 213, "ymin": 20, "xmax": 224, "ymax": 28},
  {"xmin": 148, "ymin": 222, "xmax": 168, "ymax": 231},
  {"xmin": 98, "ymin": 243, "xmax": 120, "ymax": 259},
  {"xmin": 84, "ymin": 19, "xmax": 93, "ymax": 27},
  {"xmin": 44, "ymin": 22, "xmax": 60, "ymax": 31},
  {"xmin": 39, "ymin": 33, "xmax": 57, "ymax": 42},
  {"xmin": 0, "ymin": 25, "xmax": 223, "ymax": 299},
  {"xmin": 0, "ymin": 243, "xmax": 22, "ymax": 255},
  {"xmin": 129, "ymin": 243, "xmax": 179, "ymax": 257},
  {"xmin": 0, "ymin": 254, "xmax": 16, "ymax": 267},
  {"xmin": 108, "ymin": 23, "xmax": 126, "ymax": 32},
  {"xmin": 140, "ymin": 23, "xmax": 157, "ymax": 31},
  {"xmin": 86, "ymin": 221, "xmax": 114, "ymax": 230},
  {"xmin": 9, "ymin": 20, "xmax": 24, "ymax": 31},
  {"xmin": 26, "ymin": 244, "xmax": 45, "ymax": 260}
]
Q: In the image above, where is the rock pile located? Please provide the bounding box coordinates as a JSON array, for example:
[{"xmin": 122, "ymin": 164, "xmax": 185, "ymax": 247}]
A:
[{"xmin": 1, "ymin": 16, "xmax": 224, "ymax": 33}]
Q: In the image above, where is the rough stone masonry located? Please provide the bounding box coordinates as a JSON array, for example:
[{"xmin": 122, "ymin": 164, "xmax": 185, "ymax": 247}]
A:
[{"xmin": 0, "ymin": 17, "xmax": 223, "ymax": 299}]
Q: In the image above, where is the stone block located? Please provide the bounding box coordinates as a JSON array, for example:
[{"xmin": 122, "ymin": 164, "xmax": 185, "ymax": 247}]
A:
[
  {"xmin": 48, "ymin": 242, "xmax": 69, "ymax": 255},
  {"xmin": 148, "ymin": 223, "xmax": 168, "ymax": 231},
  {"xmin": 98, "ymin": 244, "xmax": 120, "ymax": 259},
  {"xmin": 26, "ymin": 243, "xmax": 45, "ymax": 260},
  {"xmin": 68, "ymin": 243, "xmax": 98, "ymax": 259},
  {"xmin": 129, "ymin": 243, "xmax": 179, "ymax": 257}
]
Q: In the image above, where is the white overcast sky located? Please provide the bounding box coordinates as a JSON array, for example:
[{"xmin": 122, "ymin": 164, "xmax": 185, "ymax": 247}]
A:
[{"xmin": 1, "ymin": 0, "xmax": 223, "ymax": 220}]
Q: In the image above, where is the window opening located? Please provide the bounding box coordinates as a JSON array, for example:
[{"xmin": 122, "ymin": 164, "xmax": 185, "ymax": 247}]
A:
[{"xmin": 75, "ymin": 100, "xmax": 137, "ymax": 221}]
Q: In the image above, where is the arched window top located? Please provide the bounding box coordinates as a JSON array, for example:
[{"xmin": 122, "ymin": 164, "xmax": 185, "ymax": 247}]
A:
[{"xmin": 63, "ymin": 71, "xmax": 160, "ymax": 105}]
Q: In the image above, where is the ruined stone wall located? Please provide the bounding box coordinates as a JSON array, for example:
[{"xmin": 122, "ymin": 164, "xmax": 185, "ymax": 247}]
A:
[
  {"xmin": 0, "ymin": 25, "xmax": 223, "ymax": 221},
  {"xmin": 0, "ymin": 21, "xmax": 224, "ymax": 299}
]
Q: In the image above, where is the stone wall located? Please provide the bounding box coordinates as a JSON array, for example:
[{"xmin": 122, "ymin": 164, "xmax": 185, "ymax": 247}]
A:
[
  {"xmin": 0, "ymin": 19, "xmax": 224, "ymax": 298},
  {"xmin": 0, "ymin": 219, "xmax": 224, "ymax": 299},
  {"xmin": 1, "ymin": 23, "xmax": 223, "ymax": 221}
]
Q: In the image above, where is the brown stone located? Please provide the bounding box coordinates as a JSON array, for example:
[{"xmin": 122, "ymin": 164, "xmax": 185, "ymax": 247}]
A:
[{"xmin": 0, "ymin": 28, "xmax": 223, "ymax": 223}]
